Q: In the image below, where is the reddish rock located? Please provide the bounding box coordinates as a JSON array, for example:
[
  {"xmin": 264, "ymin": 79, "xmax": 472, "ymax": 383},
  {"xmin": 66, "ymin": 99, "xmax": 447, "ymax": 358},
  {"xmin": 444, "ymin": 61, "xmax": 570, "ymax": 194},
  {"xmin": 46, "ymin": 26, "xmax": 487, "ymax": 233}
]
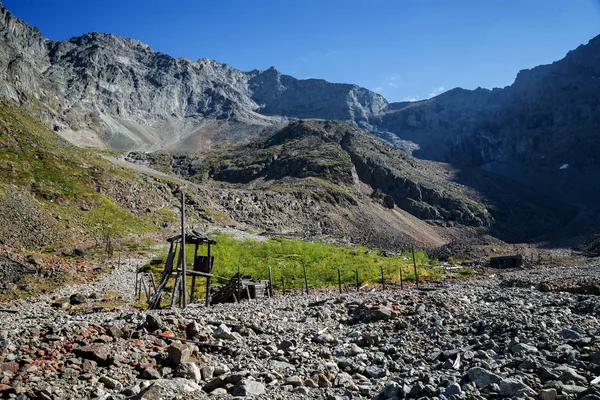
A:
[{"xmin": 0, "ymin": 362, "xmax": 19, "ymax": 374}]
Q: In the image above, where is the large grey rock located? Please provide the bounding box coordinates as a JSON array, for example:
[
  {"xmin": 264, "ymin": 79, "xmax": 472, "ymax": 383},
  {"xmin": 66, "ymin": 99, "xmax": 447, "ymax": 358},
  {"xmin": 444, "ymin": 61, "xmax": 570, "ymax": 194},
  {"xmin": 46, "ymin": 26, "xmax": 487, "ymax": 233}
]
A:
[
  {"xmin": 138, "ymin": 378, "xmax": 205, "ymax": 399},
  {"xmin": 230, "ymin": 379, "xmax": 266, "ymax": 397},
  {"xmin": 467, "ymin": 367, "xmax": 502, "ymax": 388},
  {"xmin": 499, "ymin": 378, "xmax": 535, "ymax": 397}
]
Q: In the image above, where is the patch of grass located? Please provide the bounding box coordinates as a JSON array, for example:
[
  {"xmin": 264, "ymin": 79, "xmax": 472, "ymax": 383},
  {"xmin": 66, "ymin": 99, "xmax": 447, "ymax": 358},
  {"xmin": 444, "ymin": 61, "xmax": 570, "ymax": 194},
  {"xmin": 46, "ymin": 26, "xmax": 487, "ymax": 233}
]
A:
[
  {"xmin": 148, "ymin": 233, "xmax": 441, "ymax": 300},
  {"xmin": 84, "ymin": 197, "xmax": 157, "ymax": 237},
  {"xmin": 457, "ymin": 268, "xmax": 475, "ymax": 276}
]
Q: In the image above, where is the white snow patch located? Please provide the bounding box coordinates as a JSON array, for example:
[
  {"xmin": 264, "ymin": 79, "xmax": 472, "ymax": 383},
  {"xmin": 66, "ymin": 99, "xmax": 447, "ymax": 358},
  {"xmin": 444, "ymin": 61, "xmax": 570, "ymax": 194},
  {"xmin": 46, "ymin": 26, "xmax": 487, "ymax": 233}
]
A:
[{"xmin": 560, "ymin": 163, "xmax": 569, "ymax": 170}]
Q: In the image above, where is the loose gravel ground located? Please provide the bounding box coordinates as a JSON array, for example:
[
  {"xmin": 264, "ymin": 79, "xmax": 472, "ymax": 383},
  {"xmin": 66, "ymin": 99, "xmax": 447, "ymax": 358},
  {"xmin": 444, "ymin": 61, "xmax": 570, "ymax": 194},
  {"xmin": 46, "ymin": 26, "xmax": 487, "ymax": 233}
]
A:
[{"xmin": 0, "ymin": 258, "xmax": 600, "ymax": 400}]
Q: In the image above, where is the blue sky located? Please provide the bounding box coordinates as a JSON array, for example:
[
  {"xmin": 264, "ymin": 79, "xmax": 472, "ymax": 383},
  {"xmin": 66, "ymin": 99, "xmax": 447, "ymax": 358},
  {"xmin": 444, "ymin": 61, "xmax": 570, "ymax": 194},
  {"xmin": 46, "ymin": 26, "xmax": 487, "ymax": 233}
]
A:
[{"xmin": 5, "ymin": 0, "xmax": 600, "ymax": 102}]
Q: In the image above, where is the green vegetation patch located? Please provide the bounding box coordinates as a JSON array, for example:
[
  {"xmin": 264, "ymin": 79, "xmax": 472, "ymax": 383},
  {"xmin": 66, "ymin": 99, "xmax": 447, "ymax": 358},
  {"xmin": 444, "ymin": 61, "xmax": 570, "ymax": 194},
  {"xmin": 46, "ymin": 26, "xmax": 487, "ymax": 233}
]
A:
[{"xmin": 148, "ymin": 233, "xmax": 441, "ymax": 300}]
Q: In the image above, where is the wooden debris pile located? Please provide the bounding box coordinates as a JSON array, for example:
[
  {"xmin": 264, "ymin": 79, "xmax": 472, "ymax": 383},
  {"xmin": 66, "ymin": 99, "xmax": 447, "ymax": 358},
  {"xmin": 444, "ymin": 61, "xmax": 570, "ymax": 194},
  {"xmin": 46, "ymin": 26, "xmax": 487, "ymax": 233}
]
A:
[{"xmin": 210, "ymin": 273, "xmax": 272, "ymax": 305}]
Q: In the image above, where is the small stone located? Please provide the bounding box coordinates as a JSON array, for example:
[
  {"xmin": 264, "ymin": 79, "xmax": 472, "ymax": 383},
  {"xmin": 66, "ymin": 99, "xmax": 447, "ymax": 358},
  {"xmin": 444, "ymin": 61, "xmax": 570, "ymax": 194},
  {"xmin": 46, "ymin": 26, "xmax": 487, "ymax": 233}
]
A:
[
  {"xmin": 144, "ymin": 314, "xmax": 164, "ymax": 331},
  {"xmin": 364, "ymin": 365, "xmax": 387, "ymax": 379},
  {"xmin": 369, "ymin": 307, "xmax": 392, "ymax": 321},
  {"xmin": 107, "ymin": 325, "xmax": 123, "ymax": 339},
  {"xmin": 445, "ymin": 383, "xmax": 462, "ymax": 397},
  {"xmin": 69, "ymin": 293, "xmax": 86, "ymax": 305},
  {"xmin": 167, "ymin": 342, "xmax": 196, "ymax": 365},
  {"xmin": 204, "ymin": 377, "xmax": 227, "ymax": 392},
  {"xmin": 141, "ymin": 367, "xmax": 161, "ymax": 380},
  {"xmin": 201, "ymin": 365, "xmax": 215, "ymax": 380},
  {"xmin": 333, "ymin": 372, "xmax": 354, "ymax": 387},
  {"xmin": 74, "ymin": 344, "xmax": 110, "ymax": 363},
  {"xmin": 278, "ymin": 340, "xmax": 295, "ymax": 351},
  {"xmin": 560, "ymin": 329, "xmax": 583, "ymax": 341},
  {"xmin": 121, "ymin": 385, "xmax": 141, "ymax": 396},
  {"xmin": 538, "ymin": 388, "xmax": 558, "ymax": 400},
  {"xmin": 51, "ymin": 298, "xmax": 70, "ymax": 309},
  {"xmin": 27, "ymin": 255, "xmax": 43, "ymax": 266},
  {"xmin": 100, "ymin": 376, "xmax": 122, "ymax": 391},
  {"xmin": 382, "ymin": 380, "xmax": 404, "ymax": 398},
  {"xmin": 72, "ymin": 248, "xmax": 87, "ymax": 257},
  {"xmin": 210, "ymin": 387, "xmax": 228, "ymax": 396},
  {"xmin": 175, "ymin": 362, "xmax": 201, "ymax": 383},
  {"xmin": 213, "ymin": 364, "xmax": 230, "ymax": 376},
  {"xmin": 304, "ymin": 378, "xmax": 319, "ymax": 388},
  {"xmin": 186, "ymin": 321, "xmax": 201, "ymax": 338},
  {"xmin": 231, "ymin": 379, "xmax": 266, "ymax": 397},
  {"xmin": 557, "ymin": 366, "xmax": 587, "ymax": 383},
  {"xmin": 294, "ymin": 386, "xmax": 310, "ymax": 395},
  {"xmin": 138, "ymin": 378, "xmax": 201, "ymax": 398},
  {"xmin": 511, "ymin": 343, "xmax": 538, "ymax": 354},
  {"xmin": 284, "ymin": 376, "xmax": 303, "ymax": 387},
  {"xmin": 317, "ymin": 374, "xmax": 332, "ymax": 388},
  {"xmin": 213, "ymin": 324, "xmax": 241, "ymax": 341},
  {"xmin": 499, "ymin": 378, "xmax": 534, "ymax": 397}
]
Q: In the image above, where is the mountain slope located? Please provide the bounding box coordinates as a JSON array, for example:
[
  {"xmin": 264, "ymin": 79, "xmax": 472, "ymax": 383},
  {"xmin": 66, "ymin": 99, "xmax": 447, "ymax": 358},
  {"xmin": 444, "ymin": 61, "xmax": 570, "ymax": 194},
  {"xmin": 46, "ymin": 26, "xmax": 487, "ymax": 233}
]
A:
[
  {"xmin": 127, "ymin": 120, "xmax": 578, "ymax": 243},
  {"xmin": 376, "ymin": 35, "xmax": 600, "ymax": 205}
]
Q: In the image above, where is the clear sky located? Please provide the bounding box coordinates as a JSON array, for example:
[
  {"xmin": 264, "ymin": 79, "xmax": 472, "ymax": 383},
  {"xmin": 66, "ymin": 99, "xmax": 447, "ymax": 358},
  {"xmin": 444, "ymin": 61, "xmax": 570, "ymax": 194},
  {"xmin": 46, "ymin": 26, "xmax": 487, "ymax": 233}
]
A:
[{"xmin": 5, "ymin": 0, "xmax": 600, "ymax": 102}]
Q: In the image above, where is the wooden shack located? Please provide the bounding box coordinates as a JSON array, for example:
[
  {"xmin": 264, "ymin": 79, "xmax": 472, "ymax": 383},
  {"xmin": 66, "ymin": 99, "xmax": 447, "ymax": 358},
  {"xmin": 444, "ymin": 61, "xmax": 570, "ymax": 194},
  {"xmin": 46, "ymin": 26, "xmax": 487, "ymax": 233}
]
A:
[{"xmin": 490, "ymin": 254, "xmax": 523, "ymax": 269}]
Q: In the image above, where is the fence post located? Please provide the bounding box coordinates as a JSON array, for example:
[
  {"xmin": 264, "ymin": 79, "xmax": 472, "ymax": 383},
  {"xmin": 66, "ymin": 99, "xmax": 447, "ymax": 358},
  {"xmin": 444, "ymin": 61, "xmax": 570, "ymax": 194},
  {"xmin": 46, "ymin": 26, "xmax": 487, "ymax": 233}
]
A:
[
  {"xmin": 303, "ymin": 262, "xmax": 309, "ymax": 296},
  {"xmin": 380, "ymin": 265, "xmax": 385, "ymax": 291},
  {"xmin": 355, "ymin": 268, "xmax": 359, "ymax": 292},
  {"xmin": 268, "ymin": 265, "xmax": 273, "ymax": 297},
  {"xmin": 399, "ymin": 263, "xmax": 403, "ymax": 290},
  {"xmin": 338, "ymin": 268, "xmax": 342, "ymax": 294},
  {"xmin": 180, "ymin": 190, "xmax": 186, "ymax": 309},
  {"xmin": 412, "ymin": 245, "xmax": 419, "ymax": 288}
]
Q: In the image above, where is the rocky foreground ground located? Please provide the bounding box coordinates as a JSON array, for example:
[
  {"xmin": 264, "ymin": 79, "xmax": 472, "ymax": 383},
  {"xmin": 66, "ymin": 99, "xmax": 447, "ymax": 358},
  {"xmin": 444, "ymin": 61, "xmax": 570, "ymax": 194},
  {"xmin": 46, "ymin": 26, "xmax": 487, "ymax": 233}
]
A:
[{"xmin": 0, "ymin": 259, "xmax": 599, "ymax": 400}]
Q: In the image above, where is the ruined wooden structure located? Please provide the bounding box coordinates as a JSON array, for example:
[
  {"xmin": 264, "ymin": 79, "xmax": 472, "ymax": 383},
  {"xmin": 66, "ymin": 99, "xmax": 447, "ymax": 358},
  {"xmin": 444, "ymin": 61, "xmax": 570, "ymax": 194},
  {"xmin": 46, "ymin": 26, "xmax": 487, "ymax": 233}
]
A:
[
  {"xmin": 210, "ymin": 273, "xmax": 272, "ymax": 305},
  {"xmin": 490, "ymin": 254, "xmax": 523, "ymax": 269},
  {"xmin": 147, "ymin": 230, "xmax": 217, "ymax": 309}
]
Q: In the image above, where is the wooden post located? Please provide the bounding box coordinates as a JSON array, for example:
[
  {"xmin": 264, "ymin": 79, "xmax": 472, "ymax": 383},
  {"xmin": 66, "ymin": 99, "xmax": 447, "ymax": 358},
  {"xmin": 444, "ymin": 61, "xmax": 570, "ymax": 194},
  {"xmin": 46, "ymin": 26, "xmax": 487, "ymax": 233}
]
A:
[
  {"xmin": 170, "ymin": 249, "xmax": 183, "ymax": 308},
  {"xmin": 281, "ymin": 276, "xmax": 285, "ymax": 295},
  {"xmin": 190, "ymin": 243, "xmax": 199, "ymax": 303},
  {"xmin": 237, "ymin": 262, "xmax": 242, "ymax": 301},
  {"xmin": 302, "ymin": 262, "xmax": 309, "ymax": 296},
  {"xmin": 268, "ymin": 265, "xmax": 273, "ymax": 297},
  {"xmin": 135, "ymin": 271, "xmax": 139, "ymax": 300},
  {"xmin": 412, "ymin": 245, "xmax": 419, "ymax": 288},
  {"xmin": 205, "ymin": 243, "xmax": 212, "ymax": 307},
  {"xmin": 338, "ymin": 268, "xmax": 342, "ymax": 294},
  {"xmin": 380, "ymin": 265, "xmax": 385, "ymax": 291},
  {"xmin": 180, "ymin": 190, "xmax": 187, "ymax": 309},
  {"xmin": 355, "ymin": 268, "xmax": 359, "ymax": 292},
  {"xmin": 399, "ymin": 263, "xmax": 403, "ymax": 290}
]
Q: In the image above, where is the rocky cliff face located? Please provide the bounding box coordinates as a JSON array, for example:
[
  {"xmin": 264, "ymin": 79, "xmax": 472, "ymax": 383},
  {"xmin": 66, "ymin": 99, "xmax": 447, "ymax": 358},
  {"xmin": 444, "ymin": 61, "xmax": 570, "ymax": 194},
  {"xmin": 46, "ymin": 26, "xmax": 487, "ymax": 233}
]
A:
[
  {"xmin": 0, "ymin": 4, "xmax": 387, "ymax": 153},
  {"xmin": 376, "ymin": 36, "xmax": 600, "ymax": 205}
]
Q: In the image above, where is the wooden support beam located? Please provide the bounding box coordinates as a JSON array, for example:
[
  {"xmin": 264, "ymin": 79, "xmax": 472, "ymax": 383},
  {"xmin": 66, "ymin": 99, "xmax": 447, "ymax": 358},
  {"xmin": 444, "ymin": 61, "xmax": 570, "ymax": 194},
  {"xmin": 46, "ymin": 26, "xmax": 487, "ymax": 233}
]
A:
[
  {"xmin": 190, "ymin": 243, "xmax": 199, "ymax": 303},
  {"xmin": 180, "ymin": 190, "xmax": 187, "ymax": 309},
  {"xmin": 205, "ymin": 243, "xmax": 212, "ymax": 307}
]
